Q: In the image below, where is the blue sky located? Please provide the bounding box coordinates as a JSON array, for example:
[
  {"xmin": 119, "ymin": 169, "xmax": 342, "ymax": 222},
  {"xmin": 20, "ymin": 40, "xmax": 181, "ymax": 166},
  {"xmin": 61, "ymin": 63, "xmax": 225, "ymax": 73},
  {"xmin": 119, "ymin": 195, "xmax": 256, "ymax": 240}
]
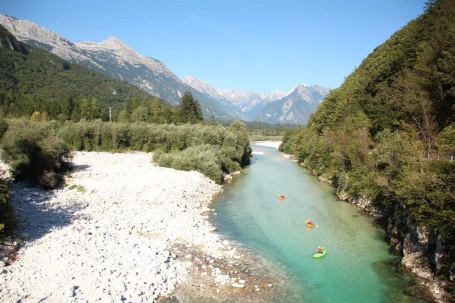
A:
[{"xmin": 1, "ymin": 0, "xmax": 427, "ymax": 92}]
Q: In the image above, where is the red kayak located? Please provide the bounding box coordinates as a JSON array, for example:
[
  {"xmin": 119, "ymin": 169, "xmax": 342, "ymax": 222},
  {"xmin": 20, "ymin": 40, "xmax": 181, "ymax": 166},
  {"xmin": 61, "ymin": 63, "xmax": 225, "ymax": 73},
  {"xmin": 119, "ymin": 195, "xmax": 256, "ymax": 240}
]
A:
[{"xmin": 306, "ymin": 220, "xmax": 315, "ymax": 228}]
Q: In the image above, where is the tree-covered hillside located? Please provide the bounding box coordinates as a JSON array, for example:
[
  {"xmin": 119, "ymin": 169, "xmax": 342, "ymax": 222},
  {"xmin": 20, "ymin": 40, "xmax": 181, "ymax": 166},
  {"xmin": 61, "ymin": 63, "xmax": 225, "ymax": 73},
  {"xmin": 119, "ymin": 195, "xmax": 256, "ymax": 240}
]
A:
[
  {"xmin": 0, "ymin": 25, "xmax": 175, "ymax": 122},
  {"xmin": 281, "ymin": 0, "xmax": 455, "ymax": 297}
]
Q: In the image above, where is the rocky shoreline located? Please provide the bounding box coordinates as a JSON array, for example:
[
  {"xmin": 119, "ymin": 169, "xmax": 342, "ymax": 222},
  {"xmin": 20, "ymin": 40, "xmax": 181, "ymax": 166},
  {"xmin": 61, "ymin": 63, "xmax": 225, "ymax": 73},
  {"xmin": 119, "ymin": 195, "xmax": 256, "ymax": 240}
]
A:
[
  {"xmin": 298, "ymin": 158, "xmax": 450, "ymax": 302},
  {"xmin": 336, "ymin": 188, "xmax": 449, "ymax": 303},
  {"xmin": 0, "ymin": 152, "xmax": 288, "ymax": 303}
]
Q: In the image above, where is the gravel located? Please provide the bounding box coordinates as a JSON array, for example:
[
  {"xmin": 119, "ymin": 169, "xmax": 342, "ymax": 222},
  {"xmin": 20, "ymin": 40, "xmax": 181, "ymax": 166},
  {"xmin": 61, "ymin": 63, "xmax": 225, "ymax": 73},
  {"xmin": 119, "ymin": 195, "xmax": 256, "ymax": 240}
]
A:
[{"xmin": 0, "ymin": 151, "xmax": 231, "ymax": 302}]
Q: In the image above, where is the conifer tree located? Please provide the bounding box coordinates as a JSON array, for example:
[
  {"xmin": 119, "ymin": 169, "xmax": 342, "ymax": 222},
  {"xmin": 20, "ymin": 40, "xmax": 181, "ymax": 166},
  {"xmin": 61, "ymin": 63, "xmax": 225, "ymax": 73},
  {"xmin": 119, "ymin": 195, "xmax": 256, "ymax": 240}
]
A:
[{"xmin": 179, "ymin": 91, "xmax": 203, "ymax": 124}]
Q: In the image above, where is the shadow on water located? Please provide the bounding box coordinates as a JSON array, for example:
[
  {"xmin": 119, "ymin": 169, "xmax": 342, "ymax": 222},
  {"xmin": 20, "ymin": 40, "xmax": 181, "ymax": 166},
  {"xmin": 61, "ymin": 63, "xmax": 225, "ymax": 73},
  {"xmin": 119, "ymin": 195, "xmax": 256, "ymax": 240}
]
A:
[{"xmin": 373, "ymin": 257, "xmax": 435, "ymax": 303}]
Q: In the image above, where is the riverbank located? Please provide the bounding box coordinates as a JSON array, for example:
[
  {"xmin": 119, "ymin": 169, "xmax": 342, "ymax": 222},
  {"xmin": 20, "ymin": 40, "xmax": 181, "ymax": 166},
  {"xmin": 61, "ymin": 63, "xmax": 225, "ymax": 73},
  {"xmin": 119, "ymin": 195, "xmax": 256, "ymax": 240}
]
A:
[{"xmin": 0, "ymin": 151, "xmax": 287, "ymax": 302}]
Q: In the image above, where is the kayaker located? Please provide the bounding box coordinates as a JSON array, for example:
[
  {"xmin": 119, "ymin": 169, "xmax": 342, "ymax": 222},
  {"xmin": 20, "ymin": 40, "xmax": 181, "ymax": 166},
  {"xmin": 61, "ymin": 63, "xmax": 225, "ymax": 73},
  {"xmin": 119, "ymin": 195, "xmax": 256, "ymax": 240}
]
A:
[{"xmin": 317, "ymin": 246, "xmax": 323, "ymax": 253}]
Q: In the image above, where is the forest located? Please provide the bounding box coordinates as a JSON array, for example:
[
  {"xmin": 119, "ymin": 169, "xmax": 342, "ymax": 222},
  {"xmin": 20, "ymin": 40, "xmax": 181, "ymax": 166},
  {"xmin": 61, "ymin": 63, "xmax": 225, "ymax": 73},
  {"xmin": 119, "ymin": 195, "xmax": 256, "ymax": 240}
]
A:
[{"xmin": 281, "ymin": 0, "xmax": 455, "ymax": 296}]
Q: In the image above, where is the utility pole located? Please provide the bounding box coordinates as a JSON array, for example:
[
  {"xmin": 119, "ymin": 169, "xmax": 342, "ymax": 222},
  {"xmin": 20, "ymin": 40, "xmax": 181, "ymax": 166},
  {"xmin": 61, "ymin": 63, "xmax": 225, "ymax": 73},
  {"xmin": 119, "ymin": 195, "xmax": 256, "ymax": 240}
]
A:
[{"xmin": 109, "ymin": 107, "xmax": 112, "ymax": 122}]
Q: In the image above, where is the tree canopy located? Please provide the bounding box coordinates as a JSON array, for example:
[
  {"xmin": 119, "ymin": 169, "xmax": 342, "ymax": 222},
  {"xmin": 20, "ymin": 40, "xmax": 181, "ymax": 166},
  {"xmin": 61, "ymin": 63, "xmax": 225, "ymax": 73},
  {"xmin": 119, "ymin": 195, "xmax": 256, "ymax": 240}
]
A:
[{"xmin": 178, "ymin": 91, "xmax": 204, "ymax": 124}]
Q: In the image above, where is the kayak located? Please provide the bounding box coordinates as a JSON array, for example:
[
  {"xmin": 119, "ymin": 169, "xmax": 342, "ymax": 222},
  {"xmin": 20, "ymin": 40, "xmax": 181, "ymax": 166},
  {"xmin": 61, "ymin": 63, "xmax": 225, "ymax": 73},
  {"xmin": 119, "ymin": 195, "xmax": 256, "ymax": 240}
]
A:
[{"xmin": 313, "ymin": 249, "xmax": 326, "ymax": 258}]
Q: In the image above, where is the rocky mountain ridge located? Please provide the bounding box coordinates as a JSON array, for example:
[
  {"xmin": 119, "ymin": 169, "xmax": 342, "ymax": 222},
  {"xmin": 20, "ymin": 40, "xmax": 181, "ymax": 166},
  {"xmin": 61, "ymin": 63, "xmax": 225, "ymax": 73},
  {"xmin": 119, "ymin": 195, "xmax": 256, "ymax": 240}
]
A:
[
  {"xmin": 255, "ymin": 84, "xmax": 329, "ymax": 124},
  {"xmin": 0, "ymin": 13, "xmax": 328, "ymax": 124},
  {"xmin": 76, "ymin": 36, "xmax": 173, "ymax": 74},
  {"xmin": 184, "ymin": 77, "xmax": 329, "ymax": 124}
]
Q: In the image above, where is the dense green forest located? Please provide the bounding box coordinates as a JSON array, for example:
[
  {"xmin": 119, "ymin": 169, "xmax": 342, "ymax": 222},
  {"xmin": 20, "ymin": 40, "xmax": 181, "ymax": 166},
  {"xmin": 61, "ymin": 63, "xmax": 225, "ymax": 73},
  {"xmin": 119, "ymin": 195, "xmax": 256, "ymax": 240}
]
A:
[
  {"xmin": 0, "ymin": 26, "xmax": 251, "ymax": 240},
  {"xmin": 281, "ymin": 0, "xmax": 455, "ymax": 296}
]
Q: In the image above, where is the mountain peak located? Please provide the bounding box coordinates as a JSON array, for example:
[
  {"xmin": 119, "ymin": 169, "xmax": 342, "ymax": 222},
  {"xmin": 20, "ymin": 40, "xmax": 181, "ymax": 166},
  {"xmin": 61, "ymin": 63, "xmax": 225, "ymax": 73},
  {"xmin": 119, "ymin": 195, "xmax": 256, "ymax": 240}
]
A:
[
  {"xmin": 100, "ymin": 36, "xmax": 130, "ymax": 50},
  {"xmin": 183, "ymin": 75, "xmax": 211, "ymax": 90},
  {"xmin": 183, "ymin": 75, "xmax": 224, "ymax": 99},
  {"xmin": 294, "ymin": 83, "xmax": 309, "ymax": 90},
  {"xmin": 76, "ymin": 36, "xmax": 134, "ymax": 54}
]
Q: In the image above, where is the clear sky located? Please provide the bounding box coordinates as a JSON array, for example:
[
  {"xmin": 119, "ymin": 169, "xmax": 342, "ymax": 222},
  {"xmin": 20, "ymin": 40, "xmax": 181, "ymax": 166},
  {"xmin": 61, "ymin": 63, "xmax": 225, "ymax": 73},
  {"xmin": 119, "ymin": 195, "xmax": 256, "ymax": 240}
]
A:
[{"xmin": 1, "ymin": 0, "xmax": 427, "ymax": 92}]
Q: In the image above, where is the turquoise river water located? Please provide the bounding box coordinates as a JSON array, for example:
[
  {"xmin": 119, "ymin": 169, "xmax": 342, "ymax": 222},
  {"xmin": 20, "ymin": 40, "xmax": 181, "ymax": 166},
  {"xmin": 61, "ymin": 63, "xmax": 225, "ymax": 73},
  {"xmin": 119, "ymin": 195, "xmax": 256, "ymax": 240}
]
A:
[{"xmin": 211, "ymin": 142, "xmax": 429, "ymax": 303}]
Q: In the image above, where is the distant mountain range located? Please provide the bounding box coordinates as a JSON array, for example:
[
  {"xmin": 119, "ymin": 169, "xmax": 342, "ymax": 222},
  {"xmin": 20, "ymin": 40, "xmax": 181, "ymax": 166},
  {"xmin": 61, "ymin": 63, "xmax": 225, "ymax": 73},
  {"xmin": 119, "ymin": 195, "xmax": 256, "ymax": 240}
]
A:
[{"xmin": 0, "ymin": 13, "xmax": 329, "ymax": 124}]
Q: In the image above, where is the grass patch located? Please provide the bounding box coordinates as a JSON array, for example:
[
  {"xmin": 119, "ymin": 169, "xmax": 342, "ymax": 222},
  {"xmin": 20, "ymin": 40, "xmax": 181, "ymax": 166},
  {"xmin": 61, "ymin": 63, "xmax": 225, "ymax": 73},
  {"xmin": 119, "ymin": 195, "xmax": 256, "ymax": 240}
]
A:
[{"xmin": 67, "ymin": 184, "xmax": 85, "ymax": 192}]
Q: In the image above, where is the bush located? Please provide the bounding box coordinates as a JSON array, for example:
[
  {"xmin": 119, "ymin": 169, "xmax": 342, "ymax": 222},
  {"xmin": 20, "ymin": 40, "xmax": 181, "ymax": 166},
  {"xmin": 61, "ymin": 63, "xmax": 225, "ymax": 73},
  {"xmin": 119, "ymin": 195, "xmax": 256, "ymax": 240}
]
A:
[
  {"xmin": 38, "ymin": 170, "xmax": 61, "ymax": 189},
  {"xmin": 1, "ymin": 120, "xmax": 72, "ymax": 188},
  {"xmin": 0, "ymin": 118, "xmax": 8, "ymax": 140},
  {"xmin": 154, "ymin": 144, "xmax": 224, "ymax": 183},
  {"xmin": 0, "ymin": 178, "xmax": 14, "ymax": 239}
]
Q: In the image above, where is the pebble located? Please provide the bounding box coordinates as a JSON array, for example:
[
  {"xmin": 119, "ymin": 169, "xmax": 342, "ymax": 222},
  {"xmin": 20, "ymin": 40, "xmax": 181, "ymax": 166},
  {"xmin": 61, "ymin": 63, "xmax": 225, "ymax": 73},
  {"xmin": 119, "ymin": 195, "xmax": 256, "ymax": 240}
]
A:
[
  {"xmin": 231, "ymin": 282, "xmax": 245, "ymax": 288},
  {"xmin": 0, "ymin": 152, "xmax": 227, "ymax": 302}
]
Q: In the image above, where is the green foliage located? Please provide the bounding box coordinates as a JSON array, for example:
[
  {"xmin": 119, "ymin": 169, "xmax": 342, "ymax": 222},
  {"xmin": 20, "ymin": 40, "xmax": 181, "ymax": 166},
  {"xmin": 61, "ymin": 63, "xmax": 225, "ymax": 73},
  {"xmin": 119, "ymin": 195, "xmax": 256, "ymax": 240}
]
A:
[
  {"xmin": 0, "ymin": 118, "xmax": 8, "ymax": 140},
  {"xmin": 282, "ymin": 0, "xmax": 455, "ymax": 286},
  {"xmin": 153, "ymin": 144, "xmax": 224, "ymax": 183},
  {"xmin": 56, "ymin": 120, "xmax": 251, "ymax": 183},
  {"xmin": 68, "ymin": 184, "xmax": 85, "ymax": 192},
  {"xmin": 177, "ymin": 91, "xmax": 204, "ymax": 124},
  {"xmin": 437, "ymin": 124, "xmax": 455, "ymax": 157},
  {"xmin": 245, "ymin": 121, "xmax": 299, "ymax": 142},
  {"xmin": 0, "ymin": 178, "xmax": 13, "ymax": 238},
  {"xmin": 1, "ymin": 119, "xmax": 72, "ymax": 188},
  {"xmin": 151, "ymin": 123, "xmax": 251, "ymax": 184}
]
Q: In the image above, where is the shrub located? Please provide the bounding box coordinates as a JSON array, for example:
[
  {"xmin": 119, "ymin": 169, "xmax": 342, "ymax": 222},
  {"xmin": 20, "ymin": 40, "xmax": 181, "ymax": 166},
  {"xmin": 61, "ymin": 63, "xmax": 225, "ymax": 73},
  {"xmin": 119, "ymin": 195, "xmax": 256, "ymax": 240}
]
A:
[
  {"xmin": 154, "ymin": 144, "xmax": 224, "ymax": 183},
  {"xmin": 0, "ymin": 178, "xmax": 14, "ymax": 239},
  {"xmin": 1, "ymin": 120, "xmax": 72, "ymax": 188},
  {"xmin": 0, "ymin": 118, "xmax": 8, "ymax": 140},
  {"xmin": 38, "ymin": 170, "xmax": 61, "ymax": 189}
]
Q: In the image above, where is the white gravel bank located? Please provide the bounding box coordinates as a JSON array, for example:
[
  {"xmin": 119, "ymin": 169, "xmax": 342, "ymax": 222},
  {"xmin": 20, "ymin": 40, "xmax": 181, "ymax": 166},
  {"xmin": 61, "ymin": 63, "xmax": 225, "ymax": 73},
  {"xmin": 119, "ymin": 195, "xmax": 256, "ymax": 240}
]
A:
[
  {"xmin": 255, "ymin": 141, "xmax": 282, "ymax": 149},
  {"xmin": 0, "ymin": 152, "xmax": 234, "ymax": 302}
]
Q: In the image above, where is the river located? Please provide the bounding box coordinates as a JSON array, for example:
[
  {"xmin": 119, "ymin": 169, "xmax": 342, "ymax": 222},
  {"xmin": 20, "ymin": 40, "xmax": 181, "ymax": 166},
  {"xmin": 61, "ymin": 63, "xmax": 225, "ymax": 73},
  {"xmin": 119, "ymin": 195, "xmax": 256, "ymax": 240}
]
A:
[{"xmin": 211, "ymin": 141, "xmax": 429, "ymax": 303}]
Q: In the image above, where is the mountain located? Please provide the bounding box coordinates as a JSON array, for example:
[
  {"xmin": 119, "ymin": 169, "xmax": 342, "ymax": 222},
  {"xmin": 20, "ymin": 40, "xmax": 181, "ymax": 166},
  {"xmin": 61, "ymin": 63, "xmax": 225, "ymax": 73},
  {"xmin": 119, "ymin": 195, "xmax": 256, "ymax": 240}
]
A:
[
  {"xmin": 216, "ymin": 88, "xmax": 289, "ymax": 121},
  {"xmin": 182, "ymin": 76, "xmax": 245, "ymax": 120},
  {"xmin": 0, "ymin": 13, "xmax": 329, "ymax": 124},
  {"xmin": 0, "ymin": 24, "xmax": 172, "ymax": 122},
  {"xmin": 185, "ymin": 77, "xmax": 329, "ymax": 124},
  {"xmin": 254, "ymin": 84, "xmax": 329, "ymax": 124},
  {"xmin": 0, "ymin": 14, "xmax": 237, "ymax": 121},
  {"xmin": 0, "ymin": 24, "xmax": 28, "ymax": 55}
]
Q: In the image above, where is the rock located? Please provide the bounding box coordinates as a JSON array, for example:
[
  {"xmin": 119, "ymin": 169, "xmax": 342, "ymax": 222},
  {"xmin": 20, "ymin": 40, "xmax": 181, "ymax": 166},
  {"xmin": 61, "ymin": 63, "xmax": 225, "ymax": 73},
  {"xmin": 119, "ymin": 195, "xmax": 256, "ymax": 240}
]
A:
[
  {"xmin": 19, "ymin": 232, "xmax": 29, "ymax": 239},
  {"xmin": 201, "ymin": 207, "xmax": 211, "ymax": 213},
  {"xmin": 231, "ymin": 282, "xmax": 245, "ymax": 288},
  {"xmin": 68, "ymin": 285, "xmax": 78, "ymax": 297}
]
